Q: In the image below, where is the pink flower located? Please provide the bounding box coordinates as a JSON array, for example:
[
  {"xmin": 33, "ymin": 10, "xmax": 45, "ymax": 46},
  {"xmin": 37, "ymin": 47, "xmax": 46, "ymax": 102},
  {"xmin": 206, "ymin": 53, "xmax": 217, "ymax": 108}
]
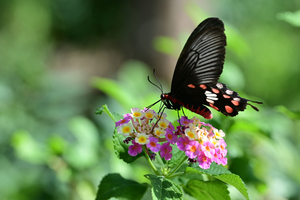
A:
[
  {"xmin": 160, "ymin": 142, "xmax": 172, "ymax": 160},
  {"xmin": 178, "ymin": 116, "xmax": 193, "ymax": 126},
  {"xmin": 220, "ymin": 155, "xmax": 227, "ymax": 166},
  {"xmin": 176, "ymin": 137, "xmax": 190, "ymax": 151},
  {"xmin": 212, "ymin": 149, "xmax": 222, "ymax": 165},
  {"xmin": 201, "ymin": 141, "xmax": 215, "ymax": 158},
  {"xmin": 146, "ymin": 137, "xmax": 161, "ymax": 152},
  {"xmin": 167, "ymin": 122, "xmax": 175, "ymax": 132},
  {"xmin": 197, "ymin": 152, "xmax": 212, "ymax": 169},
  {"xmin": 185, "ymin": 140, "xmax": 200, "ymax": 159},
  {"xmin": 116, "ymin": 115, "xmax": 132, "ymax": 127},
  {"xmin": 218, "ymin": 139, "xmax": 227, "ymax": 156},
  {"xmin": 165, "ymin": 129, "xmax": 177, "ymax": 144},
  {"xmin": 199, "ymin": 122, "xmax": 213, "ymax": 129},
  {"xmin": 128, "ymin": 141, "xmax": 142, "ymax": 156}
]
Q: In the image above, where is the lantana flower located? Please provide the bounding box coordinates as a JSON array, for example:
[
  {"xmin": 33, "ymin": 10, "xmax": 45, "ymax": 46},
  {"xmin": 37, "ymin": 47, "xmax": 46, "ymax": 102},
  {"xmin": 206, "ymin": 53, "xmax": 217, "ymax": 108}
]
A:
[
  {"xmin": 160, "ymin": 142, "xmax": 172, "ymax": 161},
  {"xmin": 115, "ymin": 108, "xmax": 228, "ymax": 170},
  {"xmin": 128, "ymin": 141, "xmax": 143, "ymax": 156},
  {"xmin": 117, "ymin": 123, "xmax": 134, "ymax": 136},
  {"xmin": 131, "ymin": 108, "xmax": 144, "ymax": 119},
  {"xmin": 165, "ymin": 129, "xmax": 177, "ymax": 144},
  {"xmin": 135, "ymin": 132, "xmax": 150, "ymax": 145},
  {"xmin": 146, "ymin": 137, "xmax": 161, "ymax": 152},
  {"xmin": 185, "ymin": 140, "xmax": 200, "ymax": 159}
]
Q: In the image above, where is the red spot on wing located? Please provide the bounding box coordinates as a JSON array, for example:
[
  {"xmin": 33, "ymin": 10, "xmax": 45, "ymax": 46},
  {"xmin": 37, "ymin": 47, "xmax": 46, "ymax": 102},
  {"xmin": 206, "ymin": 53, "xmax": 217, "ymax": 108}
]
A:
[
  {"xmin": 199, "ymin": 84, "xmax": 207, "ymax": 89},
  {"xmin": 223, "ymin": 94, "xmax": 230, "ymax": 99},
  {"xmin": 212, "ymin": 88, "xmax": 219, "ymax": 94},
  {"xmin": 225, "ymin": 105, "xmax": 233, "ymax": 113},
  {"xmin": 231, "ymin": 100, "xmax": 239, "ymax": 106},
  {"xmin": 188, "ymin": 84, "xmax": 196, "ymax": 88},
  {"xmin": 209, "ymin": 103, "xmax": 219, "ymax": 111}
]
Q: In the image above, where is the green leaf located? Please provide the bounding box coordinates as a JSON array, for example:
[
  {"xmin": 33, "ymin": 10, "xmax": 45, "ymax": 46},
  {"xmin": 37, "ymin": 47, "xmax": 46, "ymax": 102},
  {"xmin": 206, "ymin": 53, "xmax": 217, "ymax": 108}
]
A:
[
  {"xmin": 91, "ymin": 77, "xmax": 134, "ymax": 108},
  {"xmin": 113, "ymin": 128, "xmax": 143, "ymax": 163},
  {"xmin": 164, "ymin": 146, "xmax": 188, "ymax": 178},
  {"xmin": 189, "ymin": 162, "xmax": 232, "ymax": 176},
  {"xmin": 65, "ymin": 116, "xmax": 100, "ymax": 169},
  {"xmin": 153, "ymin": 36, "xmax": 178, "ymax": 56},
  {"xmin": 167, "ymin": 146, "xmax": 187, "ymax": 169},
  {"xmin": 277, "ymin": 10, "xmax": 300, "ymax": 27},
  {"xmin": 184, "ymin": 179, "xmax": 230, "ymax": 200},
  {"xmin": 184, "ymin": 1, "xmax": 207, "ymax": 25},
  {"xmin": 215, "ymin": 174, "xmax": 249, "ymax": 200},
  {"xmin": 96, "ymin": 173, "xmax": 148, "ymax": 200},
  {"xmin": 11, "ymin": 130, "xmax": 50, "ymax": 163},
  {"xmin": 95, "ymin": 107, "xmax": 104, "ymax": 115},
  {"xmin": 276, "ymin": 105, "xmax": 300, "ymax": 120},
  {"xmin": 48, "ymin": 134, "xmax": 66, "ymax": 155},
  {"xmin": 225, "ymin": 27, "xmax": 250, "ymax": 58},
  {"xmin": 145, "ymin": 174, "xmax": 183, "ymax": 200},
  {"xmin": 187, "ymin": 164, "xmax": 249, "ymax": 200}
]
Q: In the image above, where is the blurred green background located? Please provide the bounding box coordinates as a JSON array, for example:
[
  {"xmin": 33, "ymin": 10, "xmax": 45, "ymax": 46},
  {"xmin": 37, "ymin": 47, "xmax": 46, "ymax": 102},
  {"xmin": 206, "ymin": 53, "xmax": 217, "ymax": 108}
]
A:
[{"xmin": 1, "ymin": 0, "xmax": 300, "ymax": 199}]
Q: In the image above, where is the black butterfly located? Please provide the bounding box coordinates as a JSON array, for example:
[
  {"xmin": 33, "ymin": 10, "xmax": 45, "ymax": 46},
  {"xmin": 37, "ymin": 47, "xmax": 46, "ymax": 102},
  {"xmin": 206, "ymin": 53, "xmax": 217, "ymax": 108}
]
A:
[{"xmin": 148, "ymin": 17, "xmax": 262, "ymax": 119}]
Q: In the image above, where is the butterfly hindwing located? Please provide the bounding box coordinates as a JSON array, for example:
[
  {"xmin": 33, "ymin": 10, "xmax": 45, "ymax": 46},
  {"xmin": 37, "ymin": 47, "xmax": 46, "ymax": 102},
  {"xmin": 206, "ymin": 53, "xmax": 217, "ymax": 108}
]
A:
[{"xmin": 186, "ymin": 83, "xmax": 249, "ymax": 117}]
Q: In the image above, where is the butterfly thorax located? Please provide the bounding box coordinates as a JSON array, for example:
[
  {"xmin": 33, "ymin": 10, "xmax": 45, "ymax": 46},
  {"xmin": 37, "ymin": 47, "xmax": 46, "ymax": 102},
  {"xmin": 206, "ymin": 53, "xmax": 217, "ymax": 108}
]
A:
[{"xmin": 160, "ymin": 93, "xmax": 181, "ymax": 110}]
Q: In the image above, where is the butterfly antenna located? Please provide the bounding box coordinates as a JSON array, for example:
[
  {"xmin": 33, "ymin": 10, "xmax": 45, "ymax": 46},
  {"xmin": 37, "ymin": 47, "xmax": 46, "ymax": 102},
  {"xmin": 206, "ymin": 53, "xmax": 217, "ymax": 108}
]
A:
[
  {"xmin": 147, "ymin": 76, "xmax": 163, "ymax": 94},
  {"xmin": 152, "ymin": 69, "xmax": 164, "ymax": 93}
]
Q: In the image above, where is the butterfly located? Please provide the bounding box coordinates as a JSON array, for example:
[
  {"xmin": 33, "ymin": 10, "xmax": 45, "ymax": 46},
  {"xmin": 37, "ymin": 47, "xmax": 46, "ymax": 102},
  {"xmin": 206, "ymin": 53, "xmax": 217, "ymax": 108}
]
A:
[{"xmin": 149, "ymin": 17, "xmax": 262, "ymax": 119}]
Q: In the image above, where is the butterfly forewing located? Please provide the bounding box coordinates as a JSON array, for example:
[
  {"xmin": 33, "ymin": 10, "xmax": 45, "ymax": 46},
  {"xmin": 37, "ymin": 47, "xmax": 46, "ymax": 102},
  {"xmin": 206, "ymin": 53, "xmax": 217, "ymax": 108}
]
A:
[{"xmin": 171, "ymin": 18, "xmax": 226, "ymax": 93}]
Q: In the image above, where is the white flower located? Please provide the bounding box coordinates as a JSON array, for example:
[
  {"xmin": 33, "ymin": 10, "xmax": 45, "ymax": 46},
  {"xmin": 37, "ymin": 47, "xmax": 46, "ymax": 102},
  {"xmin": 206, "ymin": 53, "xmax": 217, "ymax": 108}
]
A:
[
  {"xmin": 135, "ymin": 133, "xmax": 150, "ymax": 145},
  {"xmin": 154, "ymin": 127, "xmax": 166, "ymax": 137},
  {"xmin": 213, "ymin": 129, "xmax": 225, "ymax": 139},
  {"xmin": 144, "ymin": 109, "xmax": 155, "ymax": 119},
  {"xmin": 185, "ymin": 127, "xmax": 198, "ymax": 140},
  {"xmin": 158, "ymin": 119, "xmax": 169, "ymax": 129},
  {"xmin": 156, "ymin": 113, "xmax": 167, "ymax": 120},
  {"xmin": 118, "ymin": 123, "xmax": 134, "ymax": 136},
  {"xmin": 131, "ymin": 108, "xmax": 144, "ymax": 119}
]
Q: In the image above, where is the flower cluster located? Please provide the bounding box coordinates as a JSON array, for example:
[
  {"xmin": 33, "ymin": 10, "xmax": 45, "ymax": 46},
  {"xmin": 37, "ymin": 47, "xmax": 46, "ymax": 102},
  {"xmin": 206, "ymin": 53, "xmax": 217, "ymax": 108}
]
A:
[
  {"xmin": 116, "ymin": 108, "xmax": 227, "ymax": 169},
  {"xmin": 175, "ymin": 116, "xmax": 227, "ymax": 169}
]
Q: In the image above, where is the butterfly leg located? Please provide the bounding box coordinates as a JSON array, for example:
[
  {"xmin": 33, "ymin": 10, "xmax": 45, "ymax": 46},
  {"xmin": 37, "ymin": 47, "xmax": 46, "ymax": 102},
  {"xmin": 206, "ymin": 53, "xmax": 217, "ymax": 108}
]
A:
[
  {"xmin": 177, "ymin": 110, "xmax": 182, "ymax": 126},
  {"xmin": 181, "ymin": 107, "xmax": 187, "ymax": 118},
  {"xmin": 151, "ymin": 106, "xmax": 166, "ymax": 132}
]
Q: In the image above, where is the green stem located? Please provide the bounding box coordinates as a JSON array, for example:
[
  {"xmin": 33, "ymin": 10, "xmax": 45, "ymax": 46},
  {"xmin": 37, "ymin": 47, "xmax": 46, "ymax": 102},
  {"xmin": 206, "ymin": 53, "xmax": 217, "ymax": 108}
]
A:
[
  {"xmin": 166, "ymin": 156, "xmax": 188, "ymax": 179},
  {"xmin": 166, "ymin": 172, "xmax": 184, "ymax": 179},
  {"xmin": 102, "ymin": 104, "xmax": 115, "ymax": 122},
  {"xmin": 143, "ymin": 146, "xmax": 159, "ymax": 175}
]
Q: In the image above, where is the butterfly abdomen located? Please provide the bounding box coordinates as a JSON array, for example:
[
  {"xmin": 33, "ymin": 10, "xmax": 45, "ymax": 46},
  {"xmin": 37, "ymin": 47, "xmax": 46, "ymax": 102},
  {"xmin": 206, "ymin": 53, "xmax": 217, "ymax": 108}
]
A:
[
  {"xmin": 161, "ymin": 93, "xmax": 213, "ymax": 119},
  {"xmin": 182, "ymin": 103, "xmax": 213, "ymax": 119}
]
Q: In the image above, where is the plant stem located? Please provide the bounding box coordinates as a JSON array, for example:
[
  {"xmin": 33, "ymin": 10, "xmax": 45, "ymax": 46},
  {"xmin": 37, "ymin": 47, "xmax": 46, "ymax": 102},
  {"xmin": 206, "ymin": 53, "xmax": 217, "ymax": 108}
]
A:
[
  {"xmin": 166, "ymin": 156, "xmax": 188, "ymax": 179},
  {"xmin": 102, "ymin": 104, "xmax": 115, "ymax": 122},
  {"xmin": 143, "ymin": 146, "xmax": 159, "ymax": 175}
]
